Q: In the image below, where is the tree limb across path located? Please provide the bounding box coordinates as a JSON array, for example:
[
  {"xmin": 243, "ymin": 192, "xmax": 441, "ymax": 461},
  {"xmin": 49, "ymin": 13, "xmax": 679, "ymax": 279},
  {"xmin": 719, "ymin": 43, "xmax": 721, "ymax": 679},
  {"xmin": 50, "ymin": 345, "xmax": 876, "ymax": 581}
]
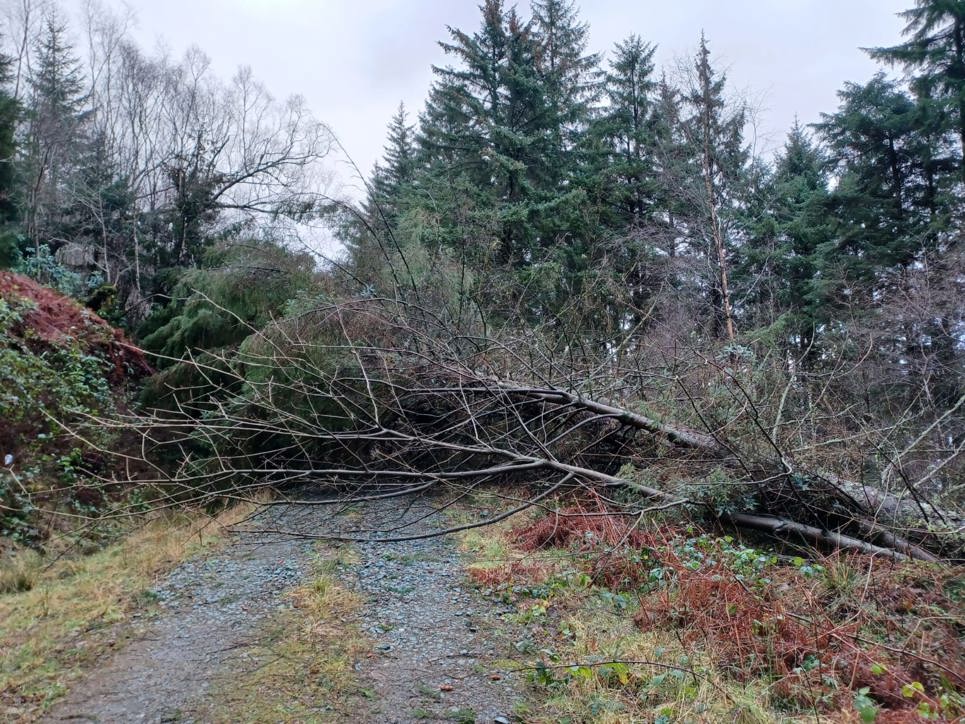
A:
[{"xmin": 72, "ymin": 297, "xmax": 962, "ymax": 562}]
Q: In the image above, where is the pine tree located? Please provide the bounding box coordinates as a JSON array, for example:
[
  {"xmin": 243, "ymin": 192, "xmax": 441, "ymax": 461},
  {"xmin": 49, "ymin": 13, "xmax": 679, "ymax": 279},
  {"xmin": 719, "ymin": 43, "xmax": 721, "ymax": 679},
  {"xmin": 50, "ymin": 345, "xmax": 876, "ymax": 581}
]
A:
[
  {"xmin": 529, "ymin": 0, "xmax": 600, "ymax": 188},
  {"xmin": 868, "ymin": 0, "xmax": 965, "ymax": 177},
  {"xmin": 680, "ymin": 33, "xmax": 748, "ymax": 340},
  {"xmin": 368, "ymin": 102, "xmax": 417, "ymax": 230},
  {"xmin": 22, "ymin": 13, "xmax": 90, "ymax": 253},
  {"xmin": 816, "ymin": 73, "xmax": 946, "ymax": 276},
  {"xmin": 738, "ymin": 123, "xmax": 834, "ymax": 352},
  {"xmin": 592, "ymin": 35, "xmax": 658, "ymax": 230},
  {"xmin": 0, "ymin": 46, "xmax": 19, "ymax": 267}
]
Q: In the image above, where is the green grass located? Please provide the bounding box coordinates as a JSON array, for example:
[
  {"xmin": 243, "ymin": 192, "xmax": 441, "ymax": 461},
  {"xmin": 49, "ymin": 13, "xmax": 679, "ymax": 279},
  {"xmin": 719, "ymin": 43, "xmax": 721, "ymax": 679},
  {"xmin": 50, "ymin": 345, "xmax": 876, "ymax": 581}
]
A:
[{"xmin": 0, "ymin": 503, "xmax": 258, "ymax": 721}]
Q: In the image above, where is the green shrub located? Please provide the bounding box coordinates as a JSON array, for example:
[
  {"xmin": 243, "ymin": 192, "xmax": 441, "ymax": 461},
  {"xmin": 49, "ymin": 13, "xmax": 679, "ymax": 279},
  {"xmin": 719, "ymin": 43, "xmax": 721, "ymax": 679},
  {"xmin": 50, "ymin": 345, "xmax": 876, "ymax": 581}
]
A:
[{"xmin": 0, "ymin": 293, "xmax": 117, "ymax": 541}]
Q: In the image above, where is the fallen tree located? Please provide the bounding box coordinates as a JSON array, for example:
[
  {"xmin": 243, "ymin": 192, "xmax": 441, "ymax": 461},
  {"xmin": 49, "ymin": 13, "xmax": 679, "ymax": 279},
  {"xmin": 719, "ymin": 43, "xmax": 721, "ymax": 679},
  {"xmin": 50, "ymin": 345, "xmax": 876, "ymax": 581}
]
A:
[{"xmin": 66, "ymin": 296, "xmax": 963, "ymax": 561}]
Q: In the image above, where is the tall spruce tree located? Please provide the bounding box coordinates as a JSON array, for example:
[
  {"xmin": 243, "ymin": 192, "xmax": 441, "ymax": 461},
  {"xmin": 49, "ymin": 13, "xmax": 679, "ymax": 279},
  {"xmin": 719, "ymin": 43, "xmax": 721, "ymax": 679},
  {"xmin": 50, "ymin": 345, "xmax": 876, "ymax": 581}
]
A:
[
  {"xmin": 816, "ymin": 74, "xmax": 944, "ymax": 276},
  {"xmin": 418, "ymin": 0, "xmax": 529, "ymax": 265},
  {"xmin": 368, "ymin": 102, "xmax": 417, "ymax": 230},
  {"xmin": 0, "ymin": 46, "xmax": 19, "ymax": 267},
  {"xmin": 593, "ymin": 35, "xmax": 658, "ymax": 230},
  {"xmin": 22, "ymin": 13, "xmax": 89, "ymax": 254},
  {"xmin": 650, "ymin": 74, "xmax": 689, "ymax": 259},
  {"xmin": 346, "ymin": 103, "xmax": 420, "ymax": 289},
  {"xmin": 868, "ymin": 0, "xmax": 965, "ymax": 178},
  {"xmin": 529, "ymin": 0, "xmax": 600, "ymax": 190},
  {"xmin": 738, "ymin": 123, "xmax": 834, "ymax": 352},
  {"xmin": 577, "ymin": 36, "xmax": 665, "ymax": 335},
  {"xmin": 816, "ymin": 72, "xmax": 961, "ymax": 408},
  {"xmin": 680, "ymin": 33, "xmax": 748, "ymax": 340},
  {"xmin": 417, "ymin": 0, "xmax": 596, "ymax": 316}
]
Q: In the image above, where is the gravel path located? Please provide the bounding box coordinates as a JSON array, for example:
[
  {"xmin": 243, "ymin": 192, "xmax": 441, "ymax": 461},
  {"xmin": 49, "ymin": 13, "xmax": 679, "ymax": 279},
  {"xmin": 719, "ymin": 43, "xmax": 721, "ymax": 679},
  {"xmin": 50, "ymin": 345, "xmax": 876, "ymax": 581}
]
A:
[
  {"xmin": 343, "ymin": 499, "xmax": 520, "ymax": 723},
  {"xmin": 41, "ymin": 495, "xmax": 522, "ymax": 723}
]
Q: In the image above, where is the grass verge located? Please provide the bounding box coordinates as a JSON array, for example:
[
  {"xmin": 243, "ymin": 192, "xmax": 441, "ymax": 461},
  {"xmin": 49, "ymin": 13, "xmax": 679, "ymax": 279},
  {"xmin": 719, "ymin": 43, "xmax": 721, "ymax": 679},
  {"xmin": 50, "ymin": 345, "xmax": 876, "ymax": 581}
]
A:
[
  {"xmin": 0, "ymin": 501, "xmax": 259, "ymax": 721},
  {"xmin": 458, "ymin": 494, "xmax": 964, "ymax": 723}
]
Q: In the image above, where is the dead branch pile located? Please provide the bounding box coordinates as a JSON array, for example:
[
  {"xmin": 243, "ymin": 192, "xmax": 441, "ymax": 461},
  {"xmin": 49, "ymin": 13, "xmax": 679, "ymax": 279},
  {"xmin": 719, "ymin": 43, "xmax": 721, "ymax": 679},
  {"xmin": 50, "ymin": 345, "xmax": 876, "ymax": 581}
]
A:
[{"xmin": 77, "ymin": 297, "xmax": 962, "ymax": 561}]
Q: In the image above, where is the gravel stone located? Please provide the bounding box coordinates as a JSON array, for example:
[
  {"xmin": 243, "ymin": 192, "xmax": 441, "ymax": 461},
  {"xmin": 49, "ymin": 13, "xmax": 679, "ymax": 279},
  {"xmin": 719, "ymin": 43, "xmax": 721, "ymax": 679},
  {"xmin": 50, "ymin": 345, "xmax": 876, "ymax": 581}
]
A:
[{"xmin": 41, "ymin": 494, "xmax": 523, "ymax": 723}]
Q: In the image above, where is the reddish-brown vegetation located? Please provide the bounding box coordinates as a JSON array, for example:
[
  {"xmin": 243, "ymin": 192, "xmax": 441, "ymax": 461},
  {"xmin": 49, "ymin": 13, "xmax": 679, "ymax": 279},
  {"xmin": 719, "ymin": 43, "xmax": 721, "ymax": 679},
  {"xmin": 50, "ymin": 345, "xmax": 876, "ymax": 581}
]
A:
[
  {"xmin": 515, "ymin": 504, "xmax": 656, "ymax": 551},
  {"xmin": 0, "ymin": 271, "xmax": 152, "ymax": 382},
  {"xmin": 508, "ymin": 503, "xmax": 964, "ymax": 719},
  {"xmin": 468, "ymin": 560, "xmax": 553, "ymax": 587}
]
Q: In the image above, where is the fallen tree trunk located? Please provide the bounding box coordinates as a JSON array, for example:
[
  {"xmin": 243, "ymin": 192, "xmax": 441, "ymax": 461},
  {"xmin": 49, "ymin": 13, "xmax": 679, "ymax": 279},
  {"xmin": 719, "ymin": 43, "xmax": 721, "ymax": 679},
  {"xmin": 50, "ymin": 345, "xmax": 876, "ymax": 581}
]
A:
[
  {"xmin": 724, "ymin": 512, "xmax": 938, "ymax": 563},
  {"xmin": 75, "ymin": 297, "xmax": 960, "ymax": 563},
  {"xmin": 446, "ymin": 378, "xmax": 961, "ymax": 542},
  {"xmin": 492, "ymin": 383, "xmax": 725, "ymax": 452}
]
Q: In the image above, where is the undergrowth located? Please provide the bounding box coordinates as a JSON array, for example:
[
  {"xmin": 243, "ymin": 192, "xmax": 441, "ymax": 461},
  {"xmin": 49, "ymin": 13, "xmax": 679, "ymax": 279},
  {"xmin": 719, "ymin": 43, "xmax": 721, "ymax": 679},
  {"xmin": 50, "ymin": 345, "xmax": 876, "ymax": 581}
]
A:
[
  {"xmin": 459, "ymin": 493, "xmax": 964, "ymax": 723},
  {"xmin": 0, "ymin": 271, "xmax": 152, "ymax": 545}
]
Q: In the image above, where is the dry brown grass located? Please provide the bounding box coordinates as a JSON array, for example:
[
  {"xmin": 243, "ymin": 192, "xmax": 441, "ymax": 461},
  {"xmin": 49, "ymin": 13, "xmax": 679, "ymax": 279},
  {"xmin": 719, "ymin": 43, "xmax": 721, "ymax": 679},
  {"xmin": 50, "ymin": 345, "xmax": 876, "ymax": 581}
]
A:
[
  {"xmin": 459, "ymin": 503, "xmax": 964, "ymax": 723},
  {"xmin": 459, "ymin": 518, "xmax": 773, "ymax": 723}
]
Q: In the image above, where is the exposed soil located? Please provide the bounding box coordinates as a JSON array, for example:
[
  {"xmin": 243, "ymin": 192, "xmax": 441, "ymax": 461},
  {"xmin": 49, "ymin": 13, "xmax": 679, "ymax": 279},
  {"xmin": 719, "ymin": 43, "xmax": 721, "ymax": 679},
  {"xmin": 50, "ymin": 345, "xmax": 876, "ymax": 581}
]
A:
[{"xmin": 41, "ymin": 496, "xmax": 522, "ymax": 723}]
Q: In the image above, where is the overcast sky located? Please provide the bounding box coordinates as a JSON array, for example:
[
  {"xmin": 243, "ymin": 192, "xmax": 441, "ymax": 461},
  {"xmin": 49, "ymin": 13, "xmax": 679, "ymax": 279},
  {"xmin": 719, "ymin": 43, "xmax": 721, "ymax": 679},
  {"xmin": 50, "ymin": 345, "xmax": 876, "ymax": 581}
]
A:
[{"xmin": 77, "ymin": 0, "xmax": 909, "ymax": 194}]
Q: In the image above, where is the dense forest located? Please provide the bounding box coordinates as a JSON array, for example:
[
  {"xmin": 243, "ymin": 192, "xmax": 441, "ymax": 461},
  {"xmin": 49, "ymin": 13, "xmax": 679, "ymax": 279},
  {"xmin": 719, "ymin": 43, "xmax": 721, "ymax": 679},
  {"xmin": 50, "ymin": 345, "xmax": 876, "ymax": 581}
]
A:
[{"xmin": 0, "ymin": 0, "xmax": 963, "ymax": 721}]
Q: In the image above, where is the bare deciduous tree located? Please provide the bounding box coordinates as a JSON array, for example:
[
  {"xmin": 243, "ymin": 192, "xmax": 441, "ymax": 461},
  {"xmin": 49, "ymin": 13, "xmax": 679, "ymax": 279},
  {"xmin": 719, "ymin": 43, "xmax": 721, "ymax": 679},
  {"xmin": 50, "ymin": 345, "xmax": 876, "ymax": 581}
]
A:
[{"xmin": 57, "ymin": 291, "xmax": 961, "ymax": 562}]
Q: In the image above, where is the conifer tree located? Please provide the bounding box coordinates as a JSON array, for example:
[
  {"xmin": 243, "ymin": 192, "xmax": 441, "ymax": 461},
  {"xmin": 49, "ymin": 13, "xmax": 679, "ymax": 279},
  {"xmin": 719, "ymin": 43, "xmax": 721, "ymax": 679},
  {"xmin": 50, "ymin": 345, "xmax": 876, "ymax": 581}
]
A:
[
  {"xmin": 530, "ymin": 0, "xmax": 600, "ymax": 188},
  {"xmin": 738, "ymin": 123, "xmax": 834, "ymax": 352},
  {"xmin": 816, "ymin": 74, "xmax": 945, "ymax": 275},
  {"xmin": 414, "ymin": 0, "xmax": 604, "ymax": 323},
  {"xmin": 419, "ymin": 2, "xmax": 563, "ymax": 267},
  {"xmin": 0, "ymin": 46, "xmax": 19, "ymax": 268},
  {"xmin": 368, "ymin": 102, "xmax": 417, "ymax": 231},
  {"xmin": 649, "ymin": 74, "xmax": 689, "ymax": 259},
  {"xmin": 592, "ymin": 35, "xmax": 658, "ymax": 230},
  {"xmin": 680, "ymin": 33, "xmax": 748, "ymax": 340},
  {"xmin": 22, "ymin": 13, "xmax": 90, "ymax": 253},
  {"xmin": 418, "ymin": 0, "xmax": 518, "ymax": 263},
  {"xmin": 347, "ymin": 103, "xmax": 420, "ymax": 288},
  {"xmin": 868, "ymin": 0, "xmax": 965, "ymax": 177}
]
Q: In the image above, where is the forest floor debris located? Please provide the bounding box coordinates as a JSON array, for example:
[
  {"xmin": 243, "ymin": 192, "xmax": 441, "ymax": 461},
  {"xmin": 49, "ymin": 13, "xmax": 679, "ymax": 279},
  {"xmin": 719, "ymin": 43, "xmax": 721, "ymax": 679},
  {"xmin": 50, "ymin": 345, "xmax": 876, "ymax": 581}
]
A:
[{"xmin": 457, "ymin": 492, "xmax": 965, "ymax": 722}]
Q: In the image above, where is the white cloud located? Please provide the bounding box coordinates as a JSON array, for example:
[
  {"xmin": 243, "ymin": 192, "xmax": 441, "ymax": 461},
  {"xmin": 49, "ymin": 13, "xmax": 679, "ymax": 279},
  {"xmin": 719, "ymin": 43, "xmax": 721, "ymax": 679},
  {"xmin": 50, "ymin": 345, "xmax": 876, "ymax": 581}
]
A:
[{"xmin": 65, "ymin": 0, "xmax": 909, "ymax": 190}]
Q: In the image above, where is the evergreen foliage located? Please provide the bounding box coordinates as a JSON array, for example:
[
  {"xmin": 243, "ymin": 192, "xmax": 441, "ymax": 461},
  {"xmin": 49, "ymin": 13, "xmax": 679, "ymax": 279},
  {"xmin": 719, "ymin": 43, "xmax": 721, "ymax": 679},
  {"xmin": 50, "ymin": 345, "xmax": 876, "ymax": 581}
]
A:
[
  {"xmin": 351, "ymin": 0, "xmax": 962, "ymax": 359},
  {"xmin": 21, "ymin": 14, "xmax": 90, "ymax": 254},
  {"xmin": 412, "ymin": 0, "xmax": 599, "ymax": 321},
  {"xmin": 0, "ymin": 48, "xmax": 19, "ymax": 269},
  {"xmin": 592, "ymin": 35, "xmax": 658, "ymax": 231},
  {"xmin": 140, "ymin": 239, "xmax": 317, "ymax": 363},
  {"xmin": 868, "ymin": 0, "xmax": 965, "ymax": 176}
]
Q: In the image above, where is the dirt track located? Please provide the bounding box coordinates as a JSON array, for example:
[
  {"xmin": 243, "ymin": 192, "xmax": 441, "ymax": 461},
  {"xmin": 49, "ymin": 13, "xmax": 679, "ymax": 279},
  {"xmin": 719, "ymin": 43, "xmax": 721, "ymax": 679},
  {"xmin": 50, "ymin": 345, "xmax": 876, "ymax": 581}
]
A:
[{"xmin": 42, "ymin": 496, "xmax": 521, "ymax": 723}]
